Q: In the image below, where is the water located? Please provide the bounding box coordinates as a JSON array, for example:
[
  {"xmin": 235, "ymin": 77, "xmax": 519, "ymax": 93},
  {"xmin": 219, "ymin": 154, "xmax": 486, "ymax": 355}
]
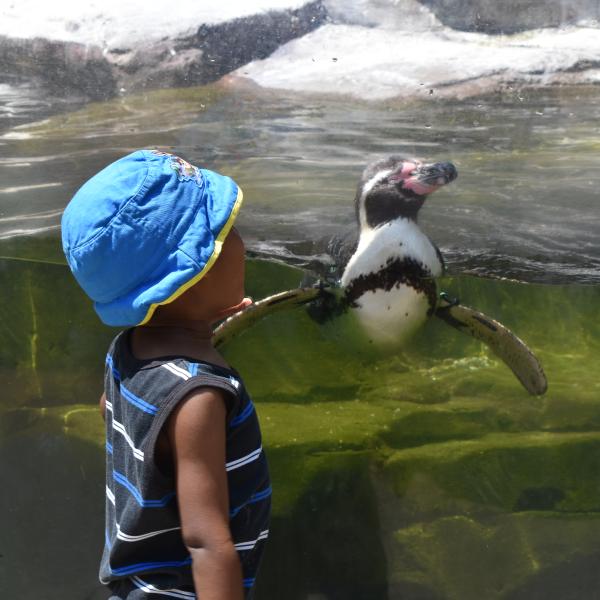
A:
[
  {"xmin": 1, "ymin": 80, "xmax": 600, "ymax": 598},
  {"xmin": 2, "ymin": 83, "xmax": 600, "ymax": 283}
]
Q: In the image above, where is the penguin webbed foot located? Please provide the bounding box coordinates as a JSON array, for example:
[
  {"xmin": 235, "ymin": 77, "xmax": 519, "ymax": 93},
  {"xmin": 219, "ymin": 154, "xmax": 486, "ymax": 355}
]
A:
[
  {"xmin": 306, "ymin": 279, "xmax": 345, "ymax": 324},
  {"xmin": 300, "ymin": 265, "xmax": 340, "ymax": 289},
  {"xmin": 439, "ymin": 291, "xmax": 460, "ymax": 308}
]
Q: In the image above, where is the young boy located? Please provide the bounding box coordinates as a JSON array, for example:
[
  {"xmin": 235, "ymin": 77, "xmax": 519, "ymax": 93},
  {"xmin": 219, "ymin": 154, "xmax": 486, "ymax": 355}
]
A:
[{"xmin": 61, "ymin": 149, "xmax": 271, "ymax": 599}]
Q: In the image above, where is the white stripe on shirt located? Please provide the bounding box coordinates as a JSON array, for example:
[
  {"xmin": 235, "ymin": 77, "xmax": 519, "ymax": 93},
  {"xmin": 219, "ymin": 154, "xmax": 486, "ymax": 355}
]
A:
[
  {"xmin": 235, "ymin": 529, "xmax": 269, "ymax": 551},
  {"xmin": 162, "ymin": 362, "xmax": 191, "ymax": 380},
  {"xmin": 116, "ymin": 523, "xmax": 181, "ymax": 543},
  {"xmin": 226, "ymin": 446, "xmax": 262, "ymax": 472},
  {"xmin": 111, "ymin": 418, "xmax": 144, "ymax": 461},
  {"xmin": 131, "ymin": 576, "xmax": 196, "ymax": 598}
]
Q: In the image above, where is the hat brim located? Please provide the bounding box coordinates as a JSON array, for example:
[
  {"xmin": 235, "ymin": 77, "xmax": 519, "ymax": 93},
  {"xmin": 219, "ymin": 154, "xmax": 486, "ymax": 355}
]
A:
[{"xmin": 138, "ymin": 185, "xmax": 244, "ymax": 326}]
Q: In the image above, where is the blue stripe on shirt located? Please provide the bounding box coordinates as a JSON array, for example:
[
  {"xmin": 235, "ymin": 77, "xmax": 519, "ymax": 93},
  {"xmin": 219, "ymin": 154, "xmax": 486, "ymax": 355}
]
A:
[
  {"xmin": 120, "ymin": 385, "xmax": 158, "ymax": 415},
  {"xmin": 230, "ymin": 401, "xmax": 255, "ymax": 427},
  {"xmin": 230, "ymin": 486, "xmax": 272, "ymax": 518},
  {"xmin": 105, "ymin": 354, "xmax": 121, "ymax": 381},
  {"xmin": 113, "ymin": 471, "xmax": 175, "ymax": 507},
  {"xmin": 110, "ymin": 557, "xmax": 192, "ymax": 577}
]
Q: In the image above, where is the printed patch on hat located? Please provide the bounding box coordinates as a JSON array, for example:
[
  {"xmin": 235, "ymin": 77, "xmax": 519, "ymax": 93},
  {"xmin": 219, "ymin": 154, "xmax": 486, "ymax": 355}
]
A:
[{"xmin": 152, "ymin": 149, "xmax": 203, "ymax": 186}]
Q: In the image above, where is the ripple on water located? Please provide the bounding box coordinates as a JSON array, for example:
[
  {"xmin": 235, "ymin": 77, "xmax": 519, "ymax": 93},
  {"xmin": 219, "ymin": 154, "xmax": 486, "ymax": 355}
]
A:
[{"xmin": 1, "ymin": 84, "xmax": 599, "ymax": 283}]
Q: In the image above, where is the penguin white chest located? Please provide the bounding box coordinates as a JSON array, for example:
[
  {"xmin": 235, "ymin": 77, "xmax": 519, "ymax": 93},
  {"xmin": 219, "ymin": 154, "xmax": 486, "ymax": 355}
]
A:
[
  {"xmin": 340, "ymin": 220, "xmax": 443, "ymax": 347},
  {"xmin": 351, "ymin": 285, "xmax": 431, "ymax": 346}
]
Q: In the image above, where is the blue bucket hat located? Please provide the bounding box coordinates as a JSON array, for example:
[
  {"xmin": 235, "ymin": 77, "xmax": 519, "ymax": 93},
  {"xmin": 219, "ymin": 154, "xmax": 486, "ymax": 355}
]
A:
[{"xmin": 61, "ymin": 149, "xmax": 243, "ymax": 326}]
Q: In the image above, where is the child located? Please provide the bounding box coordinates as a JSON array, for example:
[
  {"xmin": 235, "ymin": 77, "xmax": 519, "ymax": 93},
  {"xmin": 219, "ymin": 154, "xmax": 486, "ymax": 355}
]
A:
[{"xmin": 61, "ymin": 149, "xmax": 271, "ymax": 600}]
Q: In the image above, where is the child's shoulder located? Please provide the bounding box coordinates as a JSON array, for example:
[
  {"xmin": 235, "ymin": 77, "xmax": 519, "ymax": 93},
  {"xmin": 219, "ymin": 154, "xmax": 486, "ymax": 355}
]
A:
[
  {"xmin": 106, "ymin": 330, "xmax": 247, "ymax": 417},
  {"xmin": 109, "ymin": 330, "xmax": 239, "ymax": 383}
]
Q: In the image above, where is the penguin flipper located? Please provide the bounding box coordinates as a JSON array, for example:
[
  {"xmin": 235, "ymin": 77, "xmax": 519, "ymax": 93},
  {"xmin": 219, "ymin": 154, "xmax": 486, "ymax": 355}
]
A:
[
  {"xmin": 213, "ymin": 287, "xmax": 324, "ymax": 348},
  {"xmin": 435, "ymin": 294, "xmax": 548, "ymax": 396}
]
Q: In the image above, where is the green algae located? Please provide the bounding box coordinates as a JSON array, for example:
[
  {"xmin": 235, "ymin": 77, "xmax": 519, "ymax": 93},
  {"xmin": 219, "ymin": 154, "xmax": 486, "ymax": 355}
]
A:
[
  {"xmin": 390, "ymin": 513, "xmax": 600, "ymax": 600},
  {"xmin": 2, "ymin": 249, "xmax": 600, "ymax": 599},
  {"xmin": 258, "ymin": 450, "xmax": 388, "ymax": 600},
  {"xmin": 0, "ymin": 404, "xmax": 104, "ymax": 452},
  {"xmin": 0, "ymin": 248, "xmax": 113, "ymax": 407},
  {"xmin": 383, "ymin": 432, "xmax": 600, "ymax": 514}
]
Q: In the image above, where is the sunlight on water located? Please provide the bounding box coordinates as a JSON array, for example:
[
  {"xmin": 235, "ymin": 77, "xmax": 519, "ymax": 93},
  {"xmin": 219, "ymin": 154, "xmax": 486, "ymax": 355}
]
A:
[{"xmin": 1, "ymin": 84, "xmax": 600, "ymax": 283}]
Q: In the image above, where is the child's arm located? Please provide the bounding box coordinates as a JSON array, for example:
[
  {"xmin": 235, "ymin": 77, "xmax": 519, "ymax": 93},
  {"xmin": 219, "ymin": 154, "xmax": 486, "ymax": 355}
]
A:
[
  {"xmin": 166, "ymin": 388, "xmax": 244, "ymax": 600},
  {"xmin": 99, "ymin": 393, "xmax": 107, "ymax": 421}
]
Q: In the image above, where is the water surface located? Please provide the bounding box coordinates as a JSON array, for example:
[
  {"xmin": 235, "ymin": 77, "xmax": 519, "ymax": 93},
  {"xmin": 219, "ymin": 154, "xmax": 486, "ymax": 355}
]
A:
[{"xmin": 2, "ymin": 83, "xmax": 600, "ymax": 282}]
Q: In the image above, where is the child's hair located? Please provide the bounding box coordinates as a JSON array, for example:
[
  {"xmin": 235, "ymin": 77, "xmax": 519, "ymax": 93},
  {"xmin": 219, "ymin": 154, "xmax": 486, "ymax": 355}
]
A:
[{"xmin": 61, "ymin": 149, "xmax": 243, "ymax": 326}]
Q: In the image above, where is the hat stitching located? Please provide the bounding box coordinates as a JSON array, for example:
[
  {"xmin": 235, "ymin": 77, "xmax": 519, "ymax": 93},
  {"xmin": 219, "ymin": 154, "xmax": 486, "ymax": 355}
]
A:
[
  {"xmin": 66, "ymin": 154, "xmax": 155, "ymax": 254},
  {"xmin": 88, "ymin": 179, "xmax": 206, "ymax": 304},
  {"xmin": 118, "ymin": 183, "xmax": 209, "ymax": 302}
]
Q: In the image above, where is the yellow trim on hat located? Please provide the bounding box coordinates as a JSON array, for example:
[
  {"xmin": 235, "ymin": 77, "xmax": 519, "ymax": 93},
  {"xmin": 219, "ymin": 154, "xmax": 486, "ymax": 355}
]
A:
[{"xmin": 137, "ymin": 186, "xmax": 244, "ymax": 326}]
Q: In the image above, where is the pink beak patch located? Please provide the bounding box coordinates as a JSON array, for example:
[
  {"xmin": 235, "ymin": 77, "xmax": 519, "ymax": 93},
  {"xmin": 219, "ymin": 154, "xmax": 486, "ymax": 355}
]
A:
[{"xmin": 388, "ymin": 161, "xmax": 443, "ymax": 196}]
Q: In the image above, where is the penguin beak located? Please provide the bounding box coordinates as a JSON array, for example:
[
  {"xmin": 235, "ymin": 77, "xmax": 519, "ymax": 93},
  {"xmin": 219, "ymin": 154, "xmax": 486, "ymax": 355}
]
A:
[
  {"xmin": 413, "ymin": 161, "xmax": 458, "ymax": 187},
  {"xmin": 397, "ymin": 161, "xmax": 457, "ymax": 196}
]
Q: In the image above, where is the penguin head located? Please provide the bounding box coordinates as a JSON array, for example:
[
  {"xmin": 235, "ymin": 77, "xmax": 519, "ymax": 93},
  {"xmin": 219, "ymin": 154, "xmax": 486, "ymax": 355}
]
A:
[{"xmin": 355, "ymin": 156, "xmax": 457, "ymax": 231}]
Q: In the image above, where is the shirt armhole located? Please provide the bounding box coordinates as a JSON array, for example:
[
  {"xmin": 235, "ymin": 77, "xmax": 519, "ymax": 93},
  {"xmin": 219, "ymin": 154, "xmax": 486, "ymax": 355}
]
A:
[{"xmin": 144, "ymin": 374, "xmax": 241, "ymax": 476}]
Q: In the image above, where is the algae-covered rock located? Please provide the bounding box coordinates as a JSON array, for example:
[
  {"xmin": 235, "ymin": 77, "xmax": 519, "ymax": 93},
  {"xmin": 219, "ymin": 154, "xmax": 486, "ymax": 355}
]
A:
[
  {"xmin": 257, "ymin": 450, "xmax": 388, "ymax": 600},
  {"xmin": 388, "ymin": 513, "xmax": 600, "ymax": 600},
  {"xmin": 2, "ymin": 250, "xmax": 600, "ymax": 599},
  {"xmin": 382, "ymin": 431, "xmax": 600, "ymax": 518}
]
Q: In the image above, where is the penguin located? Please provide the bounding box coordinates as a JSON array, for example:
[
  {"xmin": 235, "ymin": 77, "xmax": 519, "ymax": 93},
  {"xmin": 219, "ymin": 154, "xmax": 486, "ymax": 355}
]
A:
[
  {"xmin": 340, "ymin": 156, "xmax": 457, "ymax": 346},
  {"xmin": 213, "ymin": 156, "xmax": 547, "ymax": 396}
]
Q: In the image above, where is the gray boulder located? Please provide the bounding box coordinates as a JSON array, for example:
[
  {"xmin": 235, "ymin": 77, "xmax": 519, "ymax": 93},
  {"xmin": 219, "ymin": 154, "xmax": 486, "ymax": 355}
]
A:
[
  {"xmin": 0, "ymin": 1, "xmax": 327, "ymax": 100},
  {"xmin": 0, "ymin": 36, "xmax": 115, "ymax": 100},
  {"xmin": 109, "ymin": 1, "xmax": 328, "ymax": 94},
  {"xmin": 418, "ymin": 0, "xmax": 600, "ymax": 33}
]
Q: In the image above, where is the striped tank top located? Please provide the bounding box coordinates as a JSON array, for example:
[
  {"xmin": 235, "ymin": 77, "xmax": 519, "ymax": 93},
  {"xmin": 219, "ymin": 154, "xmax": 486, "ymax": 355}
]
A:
[{"xmin": 100, "ymin": 331, "xmax": 271, "ymax": 599}]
